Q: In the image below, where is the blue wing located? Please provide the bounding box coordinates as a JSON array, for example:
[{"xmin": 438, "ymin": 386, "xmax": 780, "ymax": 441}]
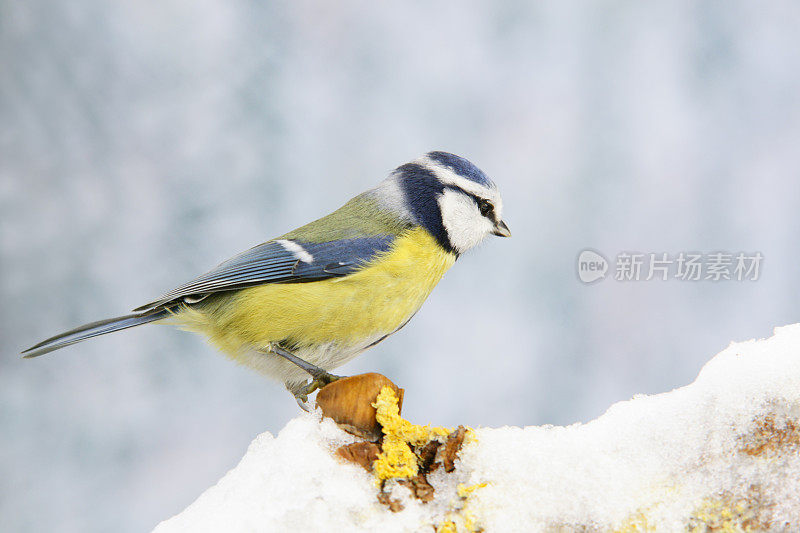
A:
[{"xmin": 133, "ymin": 235, "xmax": 395, "ymax": 312}]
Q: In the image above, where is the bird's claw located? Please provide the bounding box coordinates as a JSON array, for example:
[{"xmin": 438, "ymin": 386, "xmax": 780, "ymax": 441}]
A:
[
  {"xmin": 289, "ymin": 372, "xmax": 343, "ymax": 411},
  {"xmin": 300, "ymin": 372, "xmax": 343, "ymax": 396},
  {"xmin": 295, "ymin": 394, "xmax": 311, "ymax": 412}
]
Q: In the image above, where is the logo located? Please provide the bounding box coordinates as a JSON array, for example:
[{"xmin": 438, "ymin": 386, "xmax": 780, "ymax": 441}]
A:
[
  {"xmin": 576, "ymin": 249, "xmax": 762, "ymax": 284},
  {"xmin": 577, "ymin": 249, "xmax": 608, "ymax": 283}
]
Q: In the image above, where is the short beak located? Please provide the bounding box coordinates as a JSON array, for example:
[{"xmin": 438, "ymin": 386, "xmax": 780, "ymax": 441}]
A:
[{"xmin": 492, "ymin": 220, "xmax": 511, "ymax": 237}]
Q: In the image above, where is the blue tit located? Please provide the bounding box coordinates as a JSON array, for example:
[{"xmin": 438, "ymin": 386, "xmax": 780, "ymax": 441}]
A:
[{"xmin": 23, "ymin": 151, "xmax": 510, "ymax": 403}]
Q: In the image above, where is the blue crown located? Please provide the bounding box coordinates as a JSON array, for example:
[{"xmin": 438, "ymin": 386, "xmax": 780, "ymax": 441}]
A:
[{"xmin": 426, "ymin": 151, "xmax": 494, "ymax": 188}]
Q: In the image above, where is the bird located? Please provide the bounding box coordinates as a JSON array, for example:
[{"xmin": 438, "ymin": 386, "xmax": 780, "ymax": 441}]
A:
[{"xmin": 23, "ymin": 151, "xmax": 510, "ymax": 405}]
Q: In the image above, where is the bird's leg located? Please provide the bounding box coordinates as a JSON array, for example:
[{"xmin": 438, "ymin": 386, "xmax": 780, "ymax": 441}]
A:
[
  {"xmin": 269, "ymin": 344, "xmax": 342, "ymax": 384},
  {"xmin": 266, "ymin": 344, "xmax": 342, "ymax": 406}
]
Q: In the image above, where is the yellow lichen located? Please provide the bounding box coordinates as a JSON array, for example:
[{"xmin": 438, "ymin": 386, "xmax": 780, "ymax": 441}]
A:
[
  {"xmin": 457, "ymin": 482, "xmax": 487, "ymax": 499},
  {"xmin": 372, "ymin": 433, "xmax": 418, "ymax": 480},
  {"xmin": 373, "ymin": 386, "xmax": 451, "ymax": 446},
  {"xmin": 371, "ymin": 386, "xmax": 483, "ymax": 531},
  {"xmin": 441, "ymin": 482, "xmax": 487, "ymax": 532},
  {"xmin": 458, "ymin": 425, "xmax": 481, "ymax": 527},
  {"xmin": 686, "ymin": 486, "xmax": 771, "ymax": 532},
  {"xmin": 371, "ymin": 386, "xmax": 451, "ymax": 482},
  {"xmin": 462, "ymin": 510, "xmax": 481, "ymax": 533},
  {"xmin": 436, "ymin": 520, "xmax": 458, "ymax": 533}
]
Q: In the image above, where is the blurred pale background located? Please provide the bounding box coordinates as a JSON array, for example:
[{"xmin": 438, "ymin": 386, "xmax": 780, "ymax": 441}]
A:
[{"xmin": 3, "ymin": 1, "xmax": 800, "ymax": 531}]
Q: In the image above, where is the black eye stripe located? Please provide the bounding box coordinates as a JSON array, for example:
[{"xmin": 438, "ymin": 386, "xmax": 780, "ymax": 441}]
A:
[{"xmin": 442, "ymin": 185, "xmax": 494, "ymax": 216}]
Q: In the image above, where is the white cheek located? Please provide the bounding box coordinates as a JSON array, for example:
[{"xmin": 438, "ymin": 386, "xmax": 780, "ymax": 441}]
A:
[{"xmin": 438, "ymin": 190, "xmax": 494, "ymax": 253}]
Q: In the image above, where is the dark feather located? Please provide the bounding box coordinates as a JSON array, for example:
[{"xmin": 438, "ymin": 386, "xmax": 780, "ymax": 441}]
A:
[
  {"xmin": 133, "ymin": 235, "xmax": 395, "ymax": 312},
  {"xmin": 21, "ymin": 308, "xmax": 173, "ymax": 358}
]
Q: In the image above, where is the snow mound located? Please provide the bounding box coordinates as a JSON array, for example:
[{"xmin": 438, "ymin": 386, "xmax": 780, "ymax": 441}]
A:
[{"xmin": 154, "ymin": 325, "xmax": 800, "ymax": 532}]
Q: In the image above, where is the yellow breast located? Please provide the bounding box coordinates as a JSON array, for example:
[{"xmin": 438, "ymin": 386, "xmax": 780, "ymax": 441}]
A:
[{"xmin": 176, "ymin": 227, "xmax": 457, "ymax": 358}]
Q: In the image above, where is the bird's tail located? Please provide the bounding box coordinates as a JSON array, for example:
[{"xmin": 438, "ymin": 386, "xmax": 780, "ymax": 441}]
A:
[{"xmin": 21, "ymin": 308, "xmax": 174, "ymax": 358}]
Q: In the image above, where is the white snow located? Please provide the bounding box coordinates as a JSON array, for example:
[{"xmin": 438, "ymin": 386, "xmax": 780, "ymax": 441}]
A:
[{"xmin": 154, "ymin": 325, "xmax": 800, "ymax": 532}]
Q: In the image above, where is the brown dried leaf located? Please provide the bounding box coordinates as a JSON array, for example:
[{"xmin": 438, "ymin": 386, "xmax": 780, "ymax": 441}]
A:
[
  {"xmin": 335, "ymin": 441, "xmax": 381, "ymax": 471},
  {"xmin": 316, "ymin": 373, "xmax": 403, "ymax": 441},
  {"xmin": 397, "ymin": 473, "xmax": 436, "ymax": 503},
  {"xmin": 377, "ymin": 490, "xmax": 405, "ymax": 512},
  {"xmin": 416, "ymin": 440, "xmax": 441, "ymax": 473},
  {"xmin": 443, "ymin": 426, "xmax": 467, "ymax": 473}
]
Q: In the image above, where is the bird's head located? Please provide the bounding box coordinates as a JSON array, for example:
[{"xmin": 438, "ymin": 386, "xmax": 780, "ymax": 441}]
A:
[{"xmin": 374, "ymin": 151, "xmax": 509, "ymax": 255}]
